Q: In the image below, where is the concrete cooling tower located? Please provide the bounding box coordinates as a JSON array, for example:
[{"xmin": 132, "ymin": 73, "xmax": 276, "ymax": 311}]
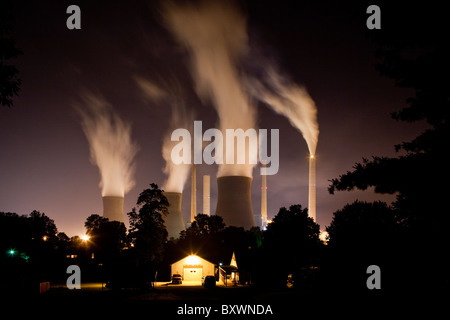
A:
[
  {"xmin": 163, "ymin": 192, "xmax": 185, "ymax": 239},
  {"xmin": 215, "ymin": 176, "xmax": 255, "ymax": 230},
  {"xmin": 102, "ymin": 196, "xmax": 124, "ymax": 222}
]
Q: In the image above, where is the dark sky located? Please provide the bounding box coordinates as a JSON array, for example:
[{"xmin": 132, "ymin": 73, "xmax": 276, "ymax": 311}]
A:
[{"xmin": 0, "ymin": 0, "xmax": 427, "ymax": 237}]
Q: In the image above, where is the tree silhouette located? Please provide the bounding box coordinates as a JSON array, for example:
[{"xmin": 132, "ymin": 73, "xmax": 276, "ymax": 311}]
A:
[
  {"xmin": 180, "ymin": 213, "xmax": 225, "ymax": 239},
  {"xmin": 323, "ymin": 201, "xmax": 400, "ymax": 291},
  {"xmin": 0, "ymin": 210, "xmax": 68, "ymax": 291},
  {"xmin": 126, "ymin": 183, "xmax": 168, "ymax": 284},
  {"xmin": 329, "ymin": 3, "xmax": 449, "ymax": 292},
  {"xmin": 327, "ymin": 201, "xmax": 398, "ymax": 249},
  {"xmin": 0, "ymin": 1, "xmax": 22, "ymax": 107},
  {"xmin": 84, "ymin": 214, "xmax": 126, "ymax": 260},
  {"xmin": 330, "ymin": 2, "xmax": 449, "ymax": 227},
  {"xmin": 261, "ymin": 205, "xmax": 322, "ymax": 287}
]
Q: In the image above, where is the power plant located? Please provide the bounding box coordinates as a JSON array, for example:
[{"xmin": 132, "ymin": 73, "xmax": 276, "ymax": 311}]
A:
[
  {"xmin": 163, "ymin": 192, "xmax": 185, "ymax": 239},
  {"xmin": 203, "ymin": 175, "xmax": 210, "ymax": 215},
  {"xmin": 215, "ymin": 176, "xmax": 255, "ymax": 230},
  {"xmin": 102, "ymin": 196, "xmax": 124, "ymax": 222},
  {"xmin": 308, "ymin": 154, "xmax": 316, "ymax": 222}
]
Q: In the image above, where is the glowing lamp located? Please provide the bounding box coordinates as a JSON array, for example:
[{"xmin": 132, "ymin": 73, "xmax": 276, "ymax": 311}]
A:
[{"xmin": 186, "ymin": 255, "xmax": 200, "ymax": 265}]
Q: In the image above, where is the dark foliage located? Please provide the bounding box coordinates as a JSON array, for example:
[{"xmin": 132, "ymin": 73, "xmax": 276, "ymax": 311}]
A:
[
  {"xmin": 84, "ymin": 214, "xmax": 127, "ymax": 258},
  {"xmin": 328, "ymin": 2, "xmax": 450, "ymax": 293},
  {"xmin": 0, "ymin": 211, "xmax": 68, "ymax": 293},
  {"xmin": 126, "ymin": 183, "xmax": 169, "ymax": 284},
  {"xmin": 0, "ymin": 1, "xmax": 22, "ymax": 107},
  {"xmin": 258, "ymin": 205, "xmax": 322, "ymax": 287}
]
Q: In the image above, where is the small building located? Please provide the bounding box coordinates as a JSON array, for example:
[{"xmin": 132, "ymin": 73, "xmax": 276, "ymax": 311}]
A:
[
  {"xmin": 171, "ymin": 255, "xmax": 215, "ymax": 282},
  {"xmin": 219, "ymin": 252, "xmax": 239, "ymax": 286}
]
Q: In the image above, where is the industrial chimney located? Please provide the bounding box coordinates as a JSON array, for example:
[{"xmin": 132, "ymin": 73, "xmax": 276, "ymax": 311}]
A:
[
  {"xmin": 191, "ymin": 165, "xmax": 197, "ymax": 222},
  {"xmin": 163, "ymin": 192, "xmax": 185, "ymax": 239},
  {"xmin": 203, "ymin": 175, "xmax": 210, "ymax": 216},
  {"xmin": 102, "ymin": 196, "xmax": 124, "ymax": 222},
  {"xmin": 261, "ymin": 163, "xmax": 268, "ymax": 229},
  {"xmin": 308, "ymin": 155, "xmax": 316, "ymax": 222},
  {"xmin": 215, "ymin": 176, "xmax": 255, "ymax": 229}
]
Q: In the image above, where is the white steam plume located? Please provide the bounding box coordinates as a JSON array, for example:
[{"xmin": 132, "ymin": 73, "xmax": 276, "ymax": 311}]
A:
[
  {"xmin": 162, "ymin": 103, "xmax": 194, "ymax": 193},
  {"xmin": 163, "ymin": 0, "xmax": 257, "ymax": 178},
  {"xmin": 135, "ymin": 76, "xmax": 193, "ymax": 193},
  {"xmin": 248, "ymin": 67, "xmax": 319, "ymax": 155},
  {"xmin": 76, "ymin": 91, "xmax": 139, "ymax": 197}
]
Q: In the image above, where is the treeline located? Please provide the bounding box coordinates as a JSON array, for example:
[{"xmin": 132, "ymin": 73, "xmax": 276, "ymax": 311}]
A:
[
  {"xmin": 0, "ymin": 210, "xmax": 75, "ymax": 293},
  {"xmin": 0, "ymin": 201, "xmax": 322, "ymax": 292},
  {"xmin": 0, "ymin": 190, "xmax": 445, "ymax": 296}
]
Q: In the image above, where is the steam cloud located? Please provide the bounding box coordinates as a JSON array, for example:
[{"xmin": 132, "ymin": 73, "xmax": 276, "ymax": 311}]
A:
[
  {"xmin": 76, "ymin": 91, "xmax": 139, "ymax": 197},
  {"xmin": 164, "ymin": 0, "xmax": 318, "ymax": 174},
  {"xmin": 162, "ymin": 103, "xmax": 194, "ymax": 193},
  {"xmin": 163, "ymin": 0, "xmax": 257, "ymax": 178},
  {"xmin": 247, "ymin": 67, "xmax": 319, "ymax": 155},
  {"xmin": 135, "ymin": 76, "xmax": 194, "ymax": 193}
]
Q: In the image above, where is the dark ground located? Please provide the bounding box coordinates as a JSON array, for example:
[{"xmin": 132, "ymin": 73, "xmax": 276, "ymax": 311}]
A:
[{"xmin": 3, "ymin": 281, "xmax": 433, "ymax": 318}]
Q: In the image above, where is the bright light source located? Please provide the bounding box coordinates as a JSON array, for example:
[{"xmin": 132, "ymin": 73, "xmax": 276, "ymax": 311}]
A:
[
  {"xmin": 186, "ymin": 255, "xmax": 200, "ymax": 265},
  {"xmin": 319, "ymin": 230, "xmax": 329, "ymax": 244},
  {"xmin": 310, "ymin": 154, "xmax": 315, "ymax": 159},
  {"xmin": 42, "ymin": 236, "xmax": 48, "ymax": 241},
  {"xmin": 8, "ymin": 249, "xmax": 16, "ymax": 256},
  {"xmin": 81, "ymin": 234, "xmax": 90, "ymax": 242}
]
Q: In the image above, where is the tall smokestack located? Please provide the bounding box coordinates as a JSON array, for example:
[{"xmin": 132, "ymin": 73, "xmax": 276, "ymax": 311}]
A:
[
  {"xmin": 163, "ymin": 192, "xmax": 185, "ymax": 239},
  {"xmin": 102, "ymin": 196, "xmax": 124, "ymax": 222},
  {"xmin": 308, "ymin": 155, "xmax": 316, "ymax": 222},
  {"xmin": 261, "ymin": 164, "xmax": 268, "ymax": 229},
  {"xmin": 216, "ymin": 176, "xmax": 254, "ymax": 229},
  {"xmin": 203, "ymin": 175, "xmax": 210, "ymax": 216},
  {"xmin": 191, "ymin": 165, "xmax": 197, "ymax": 222}
]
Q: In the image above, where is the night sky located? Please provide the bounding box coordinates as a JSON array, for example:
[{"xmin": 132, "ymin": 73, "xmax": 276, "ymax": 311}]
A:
[{"xmin": 0, "ymin": 0, "xmax": 427, "ymax": 237}]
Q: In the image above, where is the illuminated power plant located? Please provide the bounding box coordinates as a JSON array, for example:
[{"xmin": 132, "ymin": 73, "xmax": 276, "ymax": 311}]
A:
[
  {"xmin": 102, "ymin": 196, "xmax": 124, "ymax": 222},
  {"xmin": 215, "ymin": 176, "xmax": 255, "ymax": 230}
]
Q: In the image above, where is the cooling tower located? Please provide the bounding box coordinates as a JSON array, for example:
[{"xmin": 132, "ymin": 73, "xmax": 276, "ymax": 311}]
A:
[
  {"xmin": 191, "ymin": 165, "xmax": 197, "ymax": 222},
  {"xmin": 203, "ymin": 175, "xmax": 210, "ymax": 215},
  {"xmin": 308, "ymin": 155, "xmax": 316, "ymax": 222},
  {"xmin": 163, "ymin": 192, "xmax": 185, "ymax": 239},
  {"xmin": 215, "ymin": 176, "xmax": 255, "ymax": 229},
  {"xmin": 102, "ymin": 196, "xmax": 124, "ymax": 222}
]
